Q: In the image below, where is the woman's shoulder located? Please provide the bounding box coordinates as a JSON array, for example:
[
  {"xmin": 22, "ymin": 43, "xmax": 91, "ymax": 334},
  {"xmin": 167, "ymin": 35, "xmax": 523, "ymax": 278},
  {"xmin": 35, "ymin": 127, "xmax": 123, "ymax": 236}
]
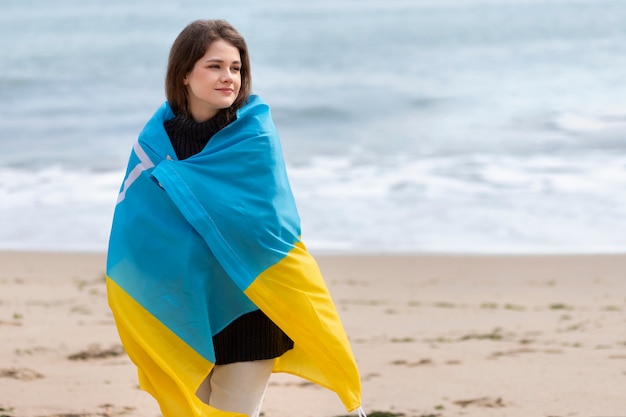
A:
[
  {"xmin": 237, "ymin": 94, "xmax": 271, "ymax": 119},
  {"xmin": 137, "ymin": 102, "xmax": 175, "ymax": 148},
  {"xmin": 244, "ymin": 94, "xmax": 263, "ymax": 108}
]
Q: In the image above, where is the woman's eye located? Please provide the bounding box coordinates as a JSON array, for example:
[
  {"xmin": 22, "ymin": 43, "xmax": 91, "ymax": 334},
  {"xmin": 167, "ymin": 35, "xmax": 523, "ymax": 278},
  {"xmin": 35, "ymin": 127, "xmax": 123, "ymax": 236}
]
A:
[{"xmin": 232, "ymin": 66, "xmax": 241, "ymax": 72}]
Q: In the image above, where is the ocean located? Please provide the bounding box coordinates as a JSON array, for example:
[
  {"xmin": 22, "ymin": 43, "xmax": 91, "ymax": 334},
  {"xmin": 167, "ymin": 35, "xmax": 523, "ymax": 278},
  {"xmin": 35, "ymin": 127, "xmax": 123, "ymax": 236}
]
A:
[{"xmin": 1, "ymin": 0, "xmax": 625, "ymax": 253}]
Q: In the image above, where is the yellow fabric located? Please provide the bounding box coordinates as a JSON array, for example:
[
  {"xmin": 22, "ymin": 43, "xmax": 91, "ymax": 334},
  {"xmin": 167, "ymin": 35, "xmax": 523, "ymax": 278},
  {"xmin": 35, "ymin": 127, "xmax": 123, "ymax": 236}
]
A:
[
  {"xmin": 106, "ymin": 277, "xmax": 245, "ymax": 417},
  {"xmin": 244, "ymin": 241, "xmax": 362, "ymax": 412}
]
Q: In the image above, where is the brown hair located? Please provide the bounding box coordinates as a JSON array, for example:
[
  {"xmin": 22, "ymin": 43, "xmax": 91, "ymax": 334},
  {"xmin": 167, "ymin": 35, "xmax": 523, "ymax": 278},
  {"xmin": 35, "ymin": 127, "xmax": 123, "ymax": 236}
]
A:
[{"xmin": 165, "ymin": 19, "xmax": 251, "ymax": 124}]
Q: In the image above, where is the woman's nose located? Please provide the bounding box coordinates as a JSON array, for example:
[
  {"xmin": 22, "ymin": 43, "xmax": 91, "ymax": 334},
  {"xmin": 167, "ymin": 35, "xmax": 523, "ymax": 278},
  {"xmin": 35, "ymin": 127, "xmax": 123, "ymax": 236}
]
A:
[{"xmin": 221, "ymin": 70, "xmax": 234, "ymax": 82}]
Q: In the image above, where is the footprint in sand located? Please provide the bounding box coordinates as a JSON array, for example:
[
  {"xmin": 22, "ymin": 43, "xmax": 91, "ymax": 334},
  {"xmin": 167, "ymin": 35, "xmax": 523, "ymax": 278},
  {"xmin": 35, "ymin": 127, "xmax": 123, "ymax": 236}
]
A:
[
  {"xmin": 390, "ymin": 358, "xmax": 434, "ymax": 367},
  {"xmin": 67, "ymin": 344, "xmax": 125, "ymax": 361},
  {"xmin": 0, "ymin": 367, "xmax": 43, "ymax": 381},
  {"xmin": 33, "ymin": 403, "xmax": 137, "ymax": 417},
  {"xmin": 453, "ymin": 396, "xmax": 507, "ymax": 408},
  {"xmin": 0, "ymin": 320, "xmax": 22, "ymax": 327}
]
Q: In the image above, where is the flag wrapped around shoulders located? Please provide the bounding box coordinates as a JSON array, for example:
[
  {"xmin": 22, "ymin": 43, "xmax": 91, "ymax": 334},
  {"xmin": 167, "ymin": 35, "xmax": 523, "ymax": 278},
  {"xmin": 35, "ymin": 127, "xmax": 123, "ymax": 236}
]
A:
[{"xmin": 106, "ymin": 95, "xmax": 362, "ymax": 417}]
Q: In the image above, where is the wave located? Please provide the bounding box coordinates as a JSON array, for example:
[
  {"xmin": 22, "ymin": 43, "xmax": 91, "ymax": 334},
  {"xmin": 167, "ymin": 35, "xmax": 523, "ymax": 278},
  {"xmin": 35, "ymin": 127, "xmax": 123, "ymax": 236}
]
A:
[{"xmin": 2, "ymin": 149, "xmax": 623, "ymax": 254}]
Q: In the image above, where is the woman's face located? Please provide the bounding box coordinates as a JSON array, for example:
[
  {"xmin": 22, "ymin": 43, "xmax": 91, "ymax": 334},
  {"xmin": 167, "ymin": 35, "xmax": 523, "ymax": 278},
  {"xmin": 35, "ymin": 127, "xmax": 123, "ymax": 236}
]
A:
[{"xmin": 184, "ymin": 39, "xmax": 242, "ymax": 122}]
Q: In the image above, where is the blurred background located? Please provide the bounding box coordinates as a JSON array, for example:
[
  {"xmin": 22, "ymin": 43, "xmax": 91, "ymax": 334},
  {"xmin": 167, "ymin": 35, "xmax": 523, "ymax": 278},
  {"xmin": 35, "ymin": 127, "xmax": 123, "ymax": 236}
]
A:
[{"xmin": 1, "ymin": 0, "xmax": 625, "ymax": 253}]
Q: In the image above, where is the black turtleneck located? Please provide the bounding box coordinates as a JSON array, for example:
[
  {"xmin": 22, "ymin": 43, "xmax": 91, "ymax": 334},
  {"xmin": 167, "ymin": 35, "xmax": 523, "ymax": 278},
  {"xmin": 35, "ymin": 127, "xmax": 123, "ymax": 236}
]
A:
[
  {"xmin": 164, "ymin": 115, "xmax": 222, "ymax": 160},
  {"xmin": 163, "ymin": 114, "xmax": 294, "ymax": 365}
]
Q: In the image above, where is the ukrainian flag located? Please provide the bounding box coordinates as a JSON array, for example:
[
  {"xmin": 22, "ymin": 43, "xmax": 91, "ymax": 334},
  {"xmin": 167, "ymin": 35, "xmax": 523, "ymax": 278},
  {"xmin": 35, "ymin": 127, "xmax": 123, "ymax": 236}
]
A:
[{"xmin": 106, "ymin": 95, "xmax": 362, "ymax": 417}]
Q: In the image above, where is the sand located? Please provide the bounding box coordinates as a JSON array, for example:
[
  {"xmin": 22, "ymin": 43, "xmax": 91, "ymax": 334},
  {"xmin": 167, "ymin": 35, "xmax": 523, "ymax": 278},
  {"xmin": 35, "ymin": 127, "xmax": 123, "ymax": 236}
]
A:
[{"xmin": 1, "ymin": 251, "xmax": 625, "ymax": 417}]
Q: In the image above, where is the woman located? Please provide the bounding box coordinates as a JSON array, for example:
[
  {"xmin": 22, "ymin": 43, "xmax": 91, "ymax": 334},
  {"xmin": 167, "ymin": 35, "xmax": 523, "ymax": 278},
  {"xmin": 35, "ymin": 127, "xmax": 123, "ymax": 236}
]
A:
[{"xmin": 106, "ymin": 20, "xmax": 364, "ymax": 417}]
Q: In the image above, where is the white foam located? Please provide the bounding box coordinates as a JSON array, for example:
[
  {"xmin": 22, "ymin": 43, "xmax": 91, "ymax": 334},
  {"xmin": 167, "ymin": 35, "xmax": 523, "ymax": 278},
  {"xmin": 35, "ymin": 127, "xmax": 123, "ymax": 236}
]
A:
[
  {"xmin": 289, "ymin": 151, "xmax": 626, "ymax": 254},
  {"xmin": 0, "ymin": 167, "xmax": 122, "ymax": 251},
  {"xmin": 2, "ymin": 150, "xmax": 625, "ymax": 254}
]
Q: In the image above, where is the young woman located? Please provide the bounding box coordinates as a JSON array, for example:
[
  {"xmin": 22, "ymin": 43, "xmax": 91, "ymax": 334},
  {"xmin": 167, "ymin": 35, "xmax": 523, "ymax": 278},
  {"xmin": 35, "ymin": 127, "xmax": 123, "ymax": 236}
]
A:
[{"xmin": 106, "ymin": 20, "xmax": 365, "ymax": 417}]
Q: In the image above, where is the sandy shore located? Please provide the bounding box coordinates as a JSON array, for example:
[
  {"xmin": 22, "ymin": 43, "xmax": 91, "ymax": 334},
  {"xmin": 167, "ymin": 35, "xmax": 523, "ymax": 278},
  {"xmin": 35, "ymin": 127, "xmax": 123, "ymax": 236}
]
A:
[{"xmin": 1, "ymin": 251, "xmax": 625, "ymax": 417}]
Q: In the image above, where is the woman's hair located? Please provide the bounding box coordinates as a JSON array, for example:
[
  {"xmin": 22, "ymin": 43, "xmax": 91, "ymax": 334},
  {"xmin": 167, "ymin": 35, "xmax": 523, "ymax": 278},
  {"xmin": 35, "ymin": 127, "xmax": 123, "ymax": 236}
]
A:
[{"xmin": 165, "ymin": 19, "xmax": 251, "ymax": 124}]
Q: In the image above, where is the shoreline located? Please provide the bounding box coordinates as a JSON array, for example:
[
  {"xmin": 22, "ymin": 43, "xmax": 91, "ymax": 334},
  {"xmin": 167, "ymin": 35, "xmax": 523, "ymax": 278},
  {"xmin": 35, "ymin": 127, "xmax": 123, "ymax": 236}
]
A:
[
  {"xmin": 1, "ymin": 251, "xmax": 625, "ymax": 417},
  {"xmin": 3, "ymin": 247, "xmax": 626, "ymax": 256}
]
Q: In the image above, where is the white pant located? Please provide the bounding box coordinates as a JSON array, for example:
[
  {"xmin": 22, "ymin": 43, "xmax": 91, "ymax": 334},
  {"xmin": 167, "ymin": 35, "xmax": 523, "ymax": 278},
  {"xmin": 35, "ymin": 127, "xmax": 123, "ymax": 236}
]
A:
[{"xmin": 196, "ymin": 359, "xmax": 275, "ymax": 417}]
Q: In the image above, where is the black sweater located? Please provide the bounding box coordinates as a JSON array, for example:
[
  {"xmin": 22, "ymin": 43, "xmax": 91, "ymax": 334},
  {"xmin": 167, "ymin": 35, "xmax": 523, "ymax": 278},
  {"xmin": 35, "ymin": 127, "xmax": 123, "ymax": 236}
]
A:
[{"xmin": 164, "ymin": 114, "xmax": 294, "ymax": 365}]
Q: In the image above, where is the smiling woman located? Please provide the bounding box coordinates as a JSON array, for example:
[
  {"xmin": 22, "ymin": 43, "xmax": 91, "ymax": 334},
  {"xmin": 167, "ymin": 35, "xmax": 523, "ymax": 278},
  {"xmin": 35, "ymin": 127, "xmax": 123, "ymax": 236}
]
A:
[
  {"xmin": 183, "ymin": 39, "xmax": 242, "ymax": 122},
  {"xmin": 106, "ymin": 18, "xmax": 363, "ymax": 417},
  {"xmin": 164, "ymin": 20, "xmax": 252, "ymax": 129}
]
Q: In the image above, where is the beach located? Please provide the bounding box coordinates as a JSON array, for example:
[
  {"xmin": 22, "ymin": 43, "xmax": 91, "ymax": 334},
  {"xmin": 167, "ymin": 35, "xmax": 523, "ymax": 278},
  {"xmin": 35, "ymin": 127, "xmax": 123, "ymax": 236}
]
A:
[
  {"xmin": 2, "ymin": 1, "xmax": 626, "ymax": 415},
  {"xmin": 1, "ymin": 251, "xmax": 625, "ymax": 417}
]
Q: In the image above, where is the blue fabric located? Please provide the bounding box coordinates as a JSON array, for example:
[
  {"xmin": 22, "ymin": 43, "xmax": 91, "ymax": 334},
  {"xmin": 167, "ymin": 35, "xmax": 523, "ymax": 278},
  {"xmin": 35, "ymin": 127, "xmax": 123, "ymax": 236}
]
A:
[{"xmin": 107, "ymin": 95, "xmax": 300, "ymax": 363}]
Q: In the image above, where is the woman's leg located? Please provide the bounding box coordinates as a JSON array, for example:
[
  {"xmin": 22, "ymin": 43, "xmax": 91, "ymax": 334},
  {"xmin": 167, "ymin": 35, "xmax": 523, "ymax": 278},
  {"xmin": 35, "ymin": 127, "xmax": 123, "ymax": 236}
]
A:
[{"xmin": 197, "ymin": 359, "xmax": 275, "ymax": 417}]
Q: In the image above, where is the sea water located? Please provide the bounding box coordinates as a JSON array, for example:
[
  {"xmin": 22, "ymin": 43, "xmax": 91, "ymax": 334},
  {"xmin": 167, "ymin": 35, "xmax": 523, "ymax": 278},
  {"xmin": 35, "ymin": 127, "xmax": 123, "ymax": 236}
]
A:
[{"xmin": 1, "ymin": 0, "xmax": 625, "ymax": 253}]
